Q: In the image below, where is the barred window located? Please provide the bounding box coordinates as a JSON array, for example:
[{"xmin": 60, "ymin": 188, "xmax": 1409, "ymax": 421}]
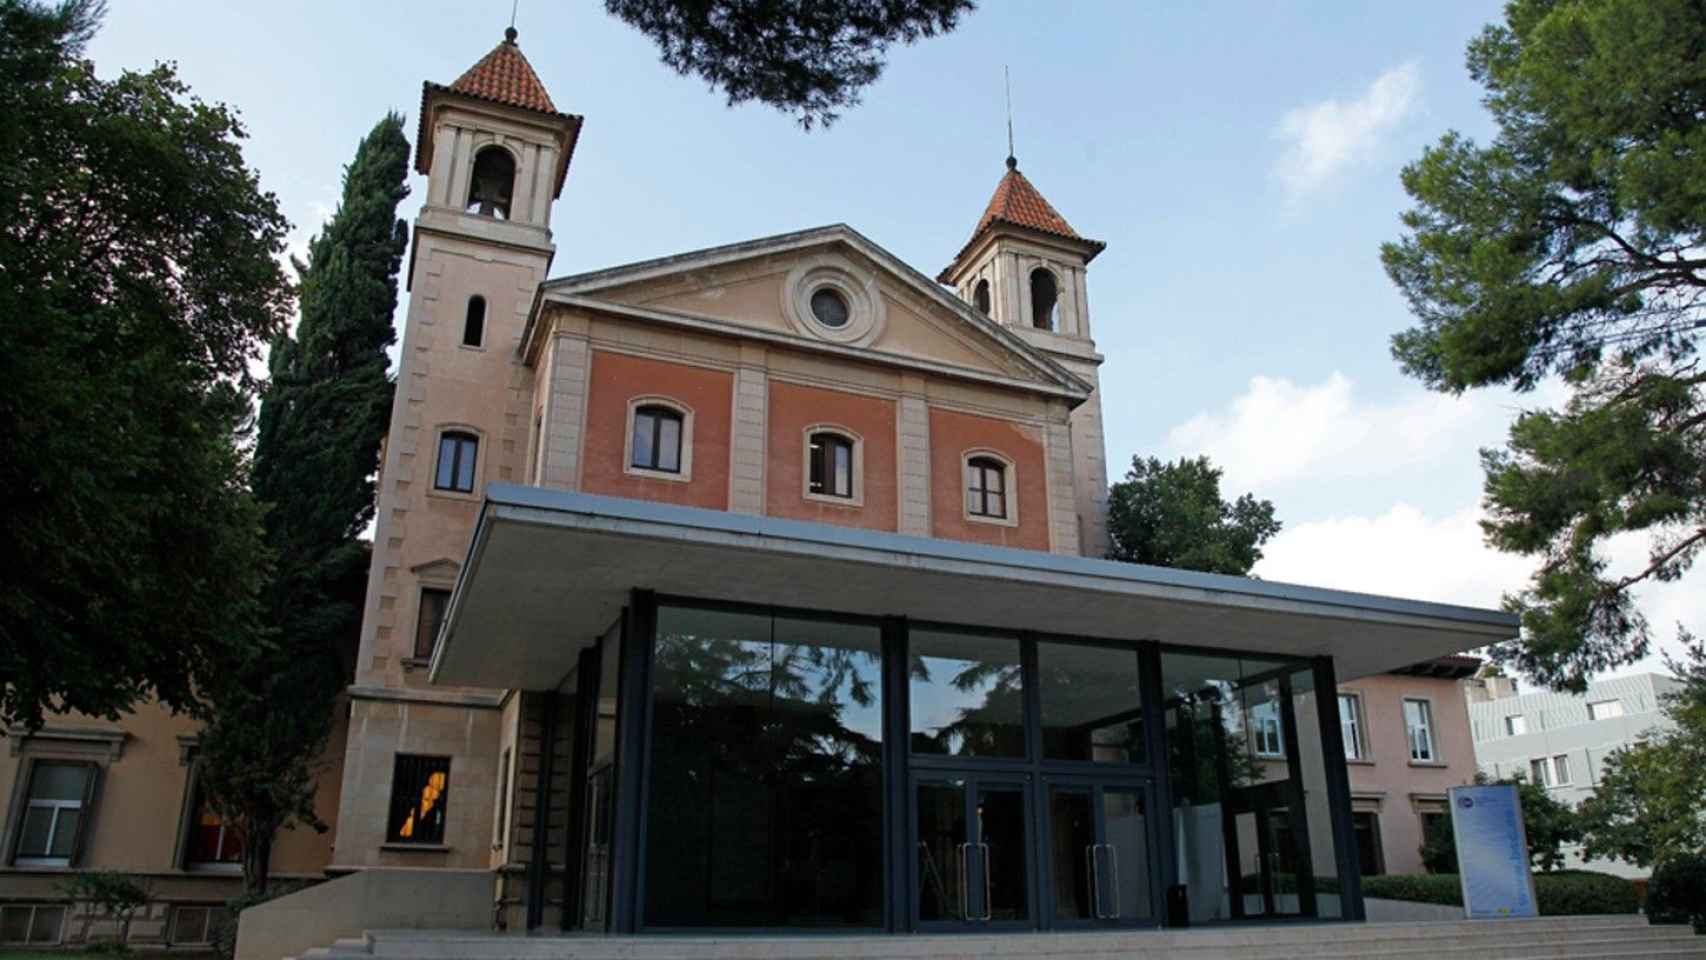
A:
[{"xmin": 386, "ymin": 755, "xmax": 450, "ymax": 845}]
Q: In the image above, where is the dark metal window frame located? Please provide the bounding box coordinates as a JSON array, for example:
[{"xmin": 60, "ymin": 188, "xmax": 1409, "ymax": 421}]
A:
[
  {"xmin": 630, "ymin": 405, "xmax": 683, "ymax": 474},
  {"xmin": 8, "ymin": 758, "xmax": 99, "ymax": 867},
  {"xmin": 434, "ymin": 432, "xmax": 479, "ymax": 493},
  {"xmin": 385, "ymin": 753, "xmax": 451, "ymax": 845},
  {"xmin": 966, "ymin": 456, "xmax": 1007, "ymax": 518},
  {"xmin": 808, "ymin": 431, "xmax": 855, "ymax": 498},
  {"xmin": 590, "ymin": 591, "xmax": 1364, "ymax": 934}
]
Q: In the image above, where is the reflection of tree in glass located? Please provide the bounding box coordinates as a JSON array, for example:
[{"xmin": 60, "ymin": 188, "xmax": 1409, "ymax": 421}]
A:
[
  {"xmin": 910, "ymin": 657, "xmax": 1027, "ymax": 756},
  {"xmin": 646, "ymin": 625, "xmax": 885, "ymax": 925},
  {"xmin": 1165, "ymin": 681, "xmax": 1261, "ymax": 802}
]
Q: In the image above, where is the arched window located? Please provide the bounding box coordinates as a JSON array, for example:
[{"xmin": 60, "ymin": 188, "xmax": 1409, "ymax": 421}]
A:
[
  {"xmin": 435, "ymin": 431, "xmax": 479, "ymax": 493},
  {"xmin": 972, "ymin": 278, "xmax": 992, "ymax": 317},
  {"xmin": 466, "ymin": 146, "xmax": 515, "ymax": 220},
  {"xmin": 630, "ymin": 404, "xmax": 684, "ymax": 474},
  {"xmin": 463, "ymin": 295, "xmax": 486, "ymax": 347},
  {"xmin": 1030, "ymin": 269, "xmax": 1058, "ymax": 331},
  {"xmin": 965, "ymin": 455, "xmax": 1009, "ymax": 519},
  {"xmin": 808, "ymin": 431, "xmax": 855, "ymax": 499}
]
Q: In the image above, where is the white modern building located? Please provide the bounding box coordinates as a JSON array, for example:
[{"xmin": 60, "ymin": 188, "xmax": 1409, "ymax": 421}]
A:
[{"xmin": 1467, "ymin": 672, "xmax": 1680, "ymax": 878}]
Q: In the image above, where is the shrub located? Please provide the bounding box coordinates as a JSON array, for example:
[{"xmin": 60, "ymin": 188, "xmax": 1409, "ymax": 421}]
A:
[
  {"xmin": 61, "ymin": 871, "xmax": 149, "ymax": 949},
  {"xmin": 1362, "ymin": 870, "xmax": 1638, "ymax": 915},
  {"xmin": 1647, "ymin": 852, "xmax": 1706, "ymax": 928}
]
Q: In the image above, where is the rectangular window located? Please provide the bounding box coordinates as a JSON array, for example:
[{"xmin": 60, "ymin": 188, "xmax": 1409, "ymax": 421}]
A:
[
  {"xmin": 186, "ymin": 790, "xmax": 243, "ymax": 865},
  {"xmin": 1505, "ymin": 714, "xmax": 1528, "ymax": 736},
  {"xmin": 1338, "ymin": 693, "xmax": 1364, "ymax": 760},
  {"xmin": 964, "ymin": 458, "xmax": 1007, "ymax": 519},
  {"xmin": 14, "ymin": 761, "xmax": 94, "ymax": 866},
  {"xmin": 386, "ymin": 755, "xmax": 450, "ymax": 845},
  {"xmin": 168, "ymin": 905, "xmax": 224, "ymax": 946},
  {"xmin": 630, "ymin": 406, "xmax": 683, "ymax": 473},
  {"xmin": 1403, "ymin": 698, "xmax": 1436, "ymax": 762},
  {"xmin": 0, "ymin": 905, "xmax": 66, "ymax": 945},
  {"xmin": 1552, "ymin": 753, "xmax": 1571, "ymax": 786},
  {"xmin": 414, "ymin": 588, "xmax": 450, "ymax": 660},
  {"xmin": 808, "ymin": 432, "xmax": 854, "ymax": 498},
  {"xmin": 1587, "ymin": 699, "xmax": 1624, "ymax": 720},
  {"xmin": 909, "ymin": 628, "xmax": 1025, "ymax": 758},
  {"xmin": 1036, "ymin": 640, "xmax": 1145, "ymax": 764},
  {"xmin": 434, "ymin": 432, "xmax": 478, "ymax": 492},
  {"xmin": 1251, "ymin": 700, "xmax": 1285, "ymax": 758},
  {"xmin": 1530, "ymin": 757, "xmax": 1552, "ymax": 787},
  {"xmin": 1352, "ymin": 811, "xmax": 1383, "ymax": 876}
]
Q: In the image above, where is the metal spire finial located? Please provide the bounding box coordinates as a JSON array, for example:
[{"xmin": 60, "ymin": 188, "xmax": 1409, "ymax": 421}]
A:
[
  {"xmin": 506, "ymin": 0, "xmax": 519, "ymax": 43},
  {"xmin": 1004, "ymin": 65, "xmax": 1016, "ymax": 169}
]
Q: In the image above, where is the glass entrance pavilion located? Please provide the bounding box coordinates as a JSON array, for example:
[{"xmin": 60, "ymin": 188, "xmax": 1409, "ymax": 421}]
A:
[{"xmin": 433, "ymin": 485, "xmax": 1515, "ymax": 934}]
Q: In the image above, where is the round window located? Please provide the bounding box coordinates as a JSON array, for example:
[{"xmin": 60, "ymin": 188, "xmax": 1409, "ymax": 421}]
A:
[{"xmin": 809, "ymin": 288, "xmax": 850, "ymax": 328}]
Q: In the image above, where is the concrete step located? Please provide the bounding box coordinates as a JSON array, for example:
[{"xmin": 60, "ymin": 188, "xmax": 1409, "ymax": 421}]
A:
[{"xmin": 348, "ymin": 918, "xmax": 1704, "ymax": 960}]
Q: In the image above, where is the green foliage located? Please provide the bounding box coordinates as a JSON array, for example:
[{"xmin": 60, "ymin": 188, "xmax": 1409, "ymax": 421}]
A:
[
  {"xmin": 1105, "ymin": 456, "xmax": 1281, "ymax": 574},
  {"xmin": 0, "ymin": 0, "xmax": 289, "ymax": 728},
  {"xmin": 194, "ymin": 114, "xmax": 408, "ymax": 895},
  {"xmin": 1576, "ymin": 636, "xmax": 1706, "ymax": 869},
  {"xmin": 61, "ymin": 871, "xmax": 148, "ymax": 947},
  {"xmin": 1381, "ymin": 0, "xmax": 1706, "ymax": 690},
  {"xmin": 1419, "ymin": 811, "xmax": 1458, "ymax": 874},
  {"xmin": 1646, "ymin": 852, "xmax": 1706, "ymax": 927},
  {"xmin": 604, "ymin": 0, "xmax": 974, "ymax": 129},
  {"xmin": 1362, "ymin": 870, "xmax": 1638, "ymax": 915},
  {"xmin": 1419, "ymin": 773, "xmax": 1582, "ymax": 872}
]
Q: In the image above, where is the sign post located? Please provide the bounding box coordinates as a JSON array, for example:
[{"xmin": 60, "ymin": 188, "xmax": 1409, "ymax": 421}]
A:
[{"xmin": 1449, "ymin": 783, "xmax": 1539, "ymax": 919}]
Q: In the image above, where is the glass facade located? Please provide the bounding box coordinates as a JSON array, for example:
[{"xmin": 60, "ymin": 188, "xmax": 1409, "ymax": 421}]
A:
[
  {"xmin": 643, "ymin": 607, "xmax": 885, "ymax": 927},
  {"xmin": 568, "ymin": 596, "xmax": 1362, "ymax": 934}
]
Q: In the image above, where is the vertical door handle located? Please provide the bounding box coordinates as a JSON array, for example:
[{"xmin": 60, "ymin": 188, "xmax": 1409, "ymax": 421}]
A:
[
  {"xmin": 956, "ymin": 842, "xmax": 969, "ymax": 921},
  {"xmin": 1104, "ymin": 843, "xmax": 1121, "ymax": 919},
  {"xmin": 977, "ymin": 843, "xmax": 994, "ymax": 921},
  {"xmin": 1084, "ymin": 844, "xmax": 1102, "ymax": 919}
]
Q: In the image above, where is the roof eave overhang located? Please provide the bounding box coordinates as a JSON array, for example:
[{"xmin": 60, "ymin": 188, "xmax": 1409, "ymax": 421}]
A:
[
  {"xmin": 431, "ymin": 486, "xmax": 1519, "ymax": 691},
  {"xmin": 938, "ymin": 221, "xmax": 1107, "ymax": 285}
]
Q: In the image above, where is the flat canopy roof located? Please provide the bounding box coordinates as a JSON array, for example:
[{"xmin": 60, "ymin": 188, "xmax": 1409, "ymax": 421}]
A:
[{"xmin": 432, "ymin": 484, "xmax": 1518, "ymax": 690}]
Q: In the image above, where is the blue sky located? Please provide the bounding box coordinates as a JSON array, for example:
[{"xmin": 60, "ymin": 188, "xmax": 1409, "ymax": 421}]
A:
[{"xmin": 90, "ymin": 2, "xmax": 1700, "ymax": 679}]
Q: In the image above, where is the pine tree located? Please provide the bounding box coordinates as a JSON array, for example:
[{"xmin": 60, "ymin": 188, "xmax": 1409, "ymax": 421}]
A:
[{"xmin": 196, "ymin": 114, "xmax": 410, "ymax": 894}]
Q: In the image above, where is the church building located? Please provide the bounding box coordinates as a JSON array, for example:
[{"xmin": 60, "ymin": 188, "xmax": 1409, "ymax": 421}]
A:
[{"xmin": 283, "ymin": 27, "xmax": 1514, "ymax": 948}]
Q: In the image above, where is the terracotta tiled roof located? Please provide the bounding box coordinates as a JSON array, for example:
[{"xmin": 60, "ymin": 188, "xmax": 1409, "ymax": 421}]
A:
[
  {"xmin": 975, "ymin": 164, "xmax": 1081, "ymax": 240},
  {"xmin": 413, "ymin": 29, "xmax": 583, "ymax": 199},
  {"xmin": 447, "ymin": 31, "xmax": 558, "ymax": 114},
  {"xmin": 937, "ymin": 160, "xmax": 1104, "ymax": 283}
]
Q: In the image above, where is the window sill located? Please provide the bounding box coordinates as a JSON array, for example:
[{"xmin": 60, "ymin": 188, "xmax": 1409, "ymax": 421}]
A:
[
  {"xmin": 1407, "ymin": 760, "xmax": 1449, "ymax": 768},
  {"xmin": 1346, "ymin": 758, "xmax": 1376, "ymax": 766},
  {"xmin": 964, "ymin": 512, "xmax": 1019, "ymax": 529},
  {"xmin": 623, "ymin": 465, "xmax": 691, "ymax": 483},
  {"xmin": 185, "ymin": 862, "xmax": 242, "ymax": 874},
  {"xmin": 380, "ymin": 843, "xmax": 450, "ymax": 853},
  {"xmin": 425, "ymin": 487, "xmax": 481, "ymax": 503},
  {"xmin": 803, "ymin": 491, "xmax": 863, "ymax": 509},
  {"xmin": 402, "ymin": 657, "xmax": 432, "ymax": 672}
]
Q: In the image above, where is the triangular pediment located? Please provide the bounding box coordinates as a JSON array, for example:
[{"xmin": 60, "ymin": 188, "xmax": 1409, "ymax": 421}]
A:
[
  {"xmin": 410, "ymin": 557, "xmax": 462, "ymax": 583},
  {"xmin": 532, "ymin": 226, "xmax": 1089, "ymax": 398}
]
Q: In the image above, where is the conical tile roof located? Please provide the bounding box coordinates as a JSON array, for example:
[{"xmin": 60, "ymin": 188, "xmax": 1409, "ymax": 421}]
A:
[
  {"xmin": 939, "ymin": 159, "xmax": 1104, "ymax": 283},
  {"xmin": 447, "ymin": 29, "xmax": 558, "ymax": 114}
]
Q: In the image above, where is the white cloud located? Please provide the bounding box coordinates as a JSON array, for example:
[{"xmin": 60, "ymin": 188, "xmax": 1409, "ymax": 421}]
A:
[
  {"xmin": 1164, "ymin": 371, "xmax": 1511, "ymax": 498},
  {"xmin": 1273, "ymin": 61, "xmax": 1420, "ymax": 197},
  {"xmin": 1256, "ymin": 502, "xmax": 1706, "ymax": 679}
]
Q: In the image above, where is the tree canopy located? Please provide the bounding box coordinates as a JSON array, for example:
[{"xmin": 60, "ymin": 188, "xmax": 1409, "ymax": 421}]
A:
[
  {"xmin": 0, "ymin": 0, "xmax": 290, "ymax": 728},
  {"xmin": 1381, "ymin": 0, "xmax": 1705, "ymax": 690},
  {"xmin": 604, "ymin": 0, "xmax": 974, "ymax": 128},
  {"xmin": 1105, "ymin": 455, "xmax": 1281, "ymax": 575},
  {"xmin": 1575, "ymin": 635, "xmax": 1706, "ymax": 868},
  {"xmin": 196, "ymin": 113, "xmax": 409, "ymax": 894}
]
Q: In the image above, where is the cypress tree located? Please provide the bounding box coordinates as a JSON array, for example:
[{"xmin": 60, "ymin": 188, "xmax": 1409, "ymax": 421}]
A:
[{"xmin": 197, "ymin": 113, "xmax": 410, "ymax": 894}]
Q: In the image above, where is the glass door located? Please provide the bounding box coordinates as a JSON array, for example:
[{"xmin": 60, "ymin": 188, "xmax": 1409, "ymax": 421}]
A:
[
  {"xmin": 1044, "ymin": 780, "xmax": 1156, "ymax": 927},
  {"xmin": 912, "ymin": 775, "xmax": 1033, "ymax": 930}
]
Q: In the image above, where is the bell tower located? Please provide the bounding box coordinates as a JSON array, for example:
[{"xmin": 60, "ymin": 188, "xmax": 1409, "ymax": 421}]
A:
[
  {"xmin": 333, "ymin": 28, "xmax": 582, "ymax": 883},
  {"xmin": 938, "ymin": 155, "xmax": 1111, "ymax": 556}
]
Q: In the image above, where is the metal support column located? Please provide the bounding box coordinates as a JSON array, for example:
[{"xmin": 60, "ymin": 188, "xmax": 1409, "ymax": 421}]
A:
[{"xmin": 1312, "ymin": 656, "xmax": 1365, "ymax": 921}]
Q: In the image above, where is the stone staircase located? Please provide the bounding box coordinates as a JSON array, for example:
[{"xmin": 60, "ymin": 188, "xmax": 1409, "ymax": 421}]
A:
[{"xmin": 297, "ymin": 916, "xmax": 1704, "ymax": 960}]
